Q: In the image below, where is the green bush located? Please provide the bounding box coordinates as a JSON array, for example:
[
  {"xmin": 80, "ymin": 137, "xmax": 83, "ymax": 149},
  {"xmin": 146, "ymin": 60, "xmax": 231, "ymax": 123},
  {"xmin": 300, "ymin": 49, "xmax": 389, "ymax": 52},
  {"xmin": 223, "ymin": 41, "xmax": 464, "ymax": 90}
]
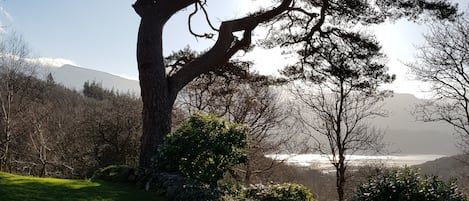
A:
[
  {"xmin": 243, "ymin": 183, "xmax": 316, "ymax": 201},
  {"xmin": 351, "ymin": 167, "xmax": 468, "ymax": 201},
  {"xmin": 91, "ymin": 165, "xmax": 137, "ymax": 183},
  {"xmin": 153, "ymin": 112, "xmax": 248, "ymax": 187}
]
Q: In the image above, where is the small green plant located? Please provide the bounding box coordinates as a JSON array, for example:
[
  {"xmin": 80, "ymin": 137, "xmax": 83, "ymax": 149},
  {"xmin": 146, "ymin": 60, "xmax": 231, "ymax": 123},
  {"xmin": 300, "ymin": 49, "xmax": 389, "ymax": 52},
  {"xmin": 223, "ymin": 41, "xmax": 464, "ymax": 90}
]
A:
[
  {"xmin": 153, "ymin": 112, "xmax": 248, "ymax": 187},
  {"xmin": 351, "ymin": 167, "xmax": 468, "ymax": 201},
  {"xmin": 243, "ymin": 183, "xmax": 316, "ymax": 201}
]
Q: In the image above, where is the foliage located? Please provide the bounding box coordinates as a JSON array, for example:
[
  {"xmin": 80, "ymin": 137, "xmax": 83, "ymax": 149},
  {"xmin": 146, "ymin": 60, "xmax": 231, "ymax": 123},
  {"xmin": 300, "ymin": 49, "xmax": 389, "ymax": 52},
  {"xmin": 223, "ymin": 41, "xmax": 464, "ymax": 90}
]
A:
[
  {"xmin": 241, "ymin": 183, "xmax": 316, "ymax": 201},
  {"xmin": 0, "ymin": 171, "xmax": 164, "ymax": 201},
  {"xmin": 351, "ymin": 167, "xmax": 468, "ymax": 201},
  {"xmin": 82, "ymin": 81, "xmax": 115, "ymax": 100},
  {"xmin": 153, "ymin": 112, "xmax": 248, "ymax": 187},
  {"xmin": 92, "ymin": 165, "xmax": 219, "ymax": 200},
  {"xmin": 91, "ymin": 165, "xmax": 137, "ymax": 183}
]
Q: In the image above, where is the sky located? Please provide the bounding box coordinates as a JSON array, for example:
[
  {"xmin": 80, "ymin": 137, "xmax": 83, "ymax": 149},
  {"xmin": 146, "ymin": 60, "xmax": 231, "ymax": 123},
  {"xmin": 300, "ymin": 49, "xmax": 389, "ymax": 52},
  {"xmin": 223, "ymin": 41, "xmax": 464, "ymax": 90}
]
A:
[{"xmin": 0, "ymin": 0, "xmax": 467, "ymax": 98}]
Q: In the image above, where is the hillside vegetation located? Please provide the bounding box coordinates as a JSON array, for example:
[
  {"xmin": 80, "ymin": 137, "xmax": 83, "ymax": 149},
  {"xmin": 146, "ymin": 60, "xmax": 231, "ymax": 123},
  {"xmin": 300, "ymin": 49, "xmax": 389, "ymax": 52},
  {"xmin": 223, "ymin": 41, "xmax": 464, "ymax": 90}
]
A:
[
  {"xmin": 417, "ymin": 155, "xmax": 469, "ymax": 193},
  {"xmin": 0, "ymin": 172, "xmax": 165, "ymax": 201}
]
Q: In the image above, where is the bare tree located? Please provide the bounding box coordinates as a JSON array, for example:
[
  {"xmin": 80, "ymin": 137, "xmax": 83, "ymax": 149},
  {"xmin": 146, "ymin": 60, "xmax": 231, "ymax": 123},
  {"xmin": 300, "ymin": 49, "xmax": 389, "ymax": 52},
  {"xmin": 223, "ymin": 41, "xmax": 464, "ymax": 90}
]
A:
[
  {"xmin": 285, "ymin": 29, "xmax": 393, "ymax": 200},
  {"xmin": 410, "ymin": 14, "xmax": 469, "ymax": 152},
  {"xmin": 82, "ymin": 93, "xmax": 142, "ymax": 168},
  {"xmin": 26, "ymin": 100, "xmax": 53, "ymax": 177},
  {"xmin": 132, "ymin": 0, "xmax": 456, "ymax": 168},
  {"xmin": 44, "ymin": 84, "xmax": 91, "ymax": 178},
  {"xmin": 0, "ymin": 34, "xmax": 37, "ymax": 172},
  {"xmin": 8, "ymin": 74, "xmax": 80, "ymax": 177},
  {"xmin": 228, "ymin": 83, "xmax": 291, "ymax": 183},
  {"xmin": 173, "ymin": 54, "xmax": 291, "ymax": 183}
]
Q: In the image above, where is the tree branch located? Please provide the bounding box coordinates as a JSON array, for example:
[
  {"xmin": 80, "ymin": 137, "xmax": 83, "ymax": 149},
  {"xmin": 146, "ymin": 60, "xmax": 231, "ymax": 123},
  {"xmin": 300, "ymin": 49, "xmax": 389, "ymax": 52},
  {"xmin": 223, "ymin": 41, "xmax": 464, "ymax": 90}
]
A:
[
  {"xmin": 133, "ymin": 0, "xmax": 197, "ymax": 20},
  {"xmin": 169, "ymin": 0, "xmax": 293, "ymax": 94}
]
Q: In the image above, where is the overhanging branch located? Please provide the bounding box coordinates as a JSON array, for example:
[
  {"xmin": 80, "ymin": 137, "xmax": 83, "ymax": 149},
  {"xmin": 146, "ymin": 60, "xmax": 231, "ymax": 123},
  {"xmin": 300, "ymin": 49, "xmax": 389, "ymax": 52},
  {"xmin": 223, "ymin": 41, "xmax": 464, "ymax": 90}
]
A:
[{"xmin": 170, "ymin": 0, "xmax": 293, "ymax": 94}]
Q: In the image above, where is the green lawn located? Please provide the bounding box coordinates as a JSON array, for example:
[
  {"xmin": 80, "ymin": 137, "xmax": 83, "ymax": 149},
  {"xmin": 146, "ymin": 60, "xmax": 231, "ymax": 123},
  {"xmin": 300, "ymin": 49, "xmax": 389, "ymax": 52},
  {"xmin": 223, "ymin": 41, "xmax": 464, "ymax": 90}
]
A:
[{"xmin": 0, "ymin": 172, "xmax": 166, "ymax": 201}]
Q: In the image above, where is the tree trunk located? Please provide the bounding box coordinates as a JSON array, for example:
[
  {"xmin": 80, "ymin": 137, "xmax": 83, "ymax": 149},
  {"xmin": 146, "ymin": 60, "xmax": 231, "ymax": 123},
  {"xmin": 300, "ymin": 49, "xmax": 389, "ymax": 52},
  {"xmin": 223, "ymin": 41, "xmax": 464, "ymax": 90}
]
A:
[
  {"xmin": 0, "ymin": 91, "xmax": 11, "ymax": 172},
  {"xmin": 1, "ymin": 116, "xmax": 11, "ymax": 172},
  {"xmin": 336, "ymin": 80, "xmax": 346, "ymax": 201},
  {"xmin": 336, "ymin": 154, "xmax": 346, "ymax": 201},
  {"xmin": 136, "ymin": 15, "xmax": 176, "ymax": 168},
  {"xmin": 40, "ymin": 161, "xmax": 46, "ymax": 177},
  {"xmin": 245, "ymin": 159, "xmax": 251, "ymax": 184}
]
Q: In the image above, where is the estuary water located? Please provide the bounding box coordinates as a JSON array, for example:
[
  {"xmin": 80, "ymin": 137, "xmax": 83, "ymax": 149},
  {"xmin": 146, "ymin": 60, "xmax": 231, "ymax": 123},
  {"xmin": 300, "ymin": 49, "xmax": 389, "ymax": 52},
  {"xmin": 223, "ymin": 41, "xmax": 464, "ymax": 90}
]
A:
[{"xmin": 265, "ymin": 154, "xmax": 446, "ymax": 173}]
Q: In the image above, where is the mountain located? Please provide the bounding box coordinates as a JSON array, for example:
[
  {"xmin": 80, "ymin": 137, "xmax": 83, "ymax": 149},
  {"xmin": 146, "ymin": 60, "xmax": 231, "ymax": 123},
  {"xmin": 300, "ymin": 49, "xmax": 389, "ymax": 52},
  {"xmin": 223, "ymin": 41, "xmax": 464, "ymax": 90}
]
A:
[
  {"xmin": 39, "ymin": 64, "xmax": 461, "ymax": 156},
  {"xmin": 39, "ymin": 64, "xmax": 140, "ymax": 94},
  {"xmin": 375, "ymin": 94, "xmax": 459, "ymax": 155}
]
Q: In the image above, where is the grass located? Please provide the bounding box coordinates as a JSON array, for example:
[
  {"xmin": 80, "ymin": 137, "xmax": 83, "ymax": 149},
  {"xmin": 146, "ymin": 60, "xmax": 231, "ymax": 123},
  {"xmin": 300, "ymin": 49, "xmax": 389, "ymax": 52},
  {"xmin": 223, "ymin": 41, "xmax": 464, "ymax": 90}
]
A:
[{"xmin": 0, "ymin": 171, "xmax": 166, "ymax": 201}]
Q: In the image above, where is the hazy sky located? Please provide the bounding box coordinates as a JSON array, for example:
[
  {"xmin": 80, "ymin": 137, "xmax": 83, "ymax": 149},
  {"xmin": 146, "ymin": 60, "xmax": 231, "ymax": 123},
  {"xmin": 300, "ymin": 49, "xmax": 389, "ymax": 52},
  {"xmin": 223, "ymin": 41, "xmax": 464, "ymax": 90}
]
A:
[{"xmin": 0, "ymin": 1, "xmax": 467, "ymax": 97}]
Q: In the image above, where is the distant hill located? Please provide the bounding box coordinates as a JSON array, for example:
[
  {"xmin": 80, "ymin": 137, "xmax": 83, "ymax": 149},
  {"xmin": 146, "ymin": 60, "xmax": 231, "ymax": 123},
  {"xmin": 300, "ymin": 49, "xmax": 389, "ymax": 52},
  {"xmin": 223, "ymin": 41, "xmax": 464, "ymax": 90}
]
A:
[
  {"xmin": 37, "ymin": 64, "xmax": 461, "ymax": 156},
  {"xmin": 285, "ymin": 91, "xmax": 460, "ymax": 155},
  {"xmin": 416, "ymin": 155, "xmax": 469, "ymax": 179},
  {"xmin": 415, "ymin": 155, "xmax": 469, "ymax": 192}
]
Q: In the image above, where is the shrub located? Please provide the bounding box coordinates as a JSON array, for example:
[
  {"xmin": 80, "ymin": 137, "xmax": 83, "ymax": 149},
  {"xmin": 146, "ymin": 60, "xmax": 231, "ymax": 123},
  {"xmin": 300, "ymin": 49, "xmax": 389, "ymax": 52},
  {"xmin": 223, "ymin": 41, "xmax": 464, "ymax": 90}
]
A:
[
  {"xmin": 153, "ymin": 112, "xmax": 248, "ymax": 187},
  {"xmin": 91, "ymin": 165, "xmax": 137, "ymax": 183},
  {"xmin": 351, "ymin": 167, "xmax": 468, "ymax": 201},
  {"xmin": 145, "ymin": 172, "xmax": 218, "ymax": 201},
  {"xmin": 241, "ymin": 183, "xmax": 316, "ymax": 201},
  {"xmin": 93, "ymin": 166, "xmax": 219, "ymax": 200}
]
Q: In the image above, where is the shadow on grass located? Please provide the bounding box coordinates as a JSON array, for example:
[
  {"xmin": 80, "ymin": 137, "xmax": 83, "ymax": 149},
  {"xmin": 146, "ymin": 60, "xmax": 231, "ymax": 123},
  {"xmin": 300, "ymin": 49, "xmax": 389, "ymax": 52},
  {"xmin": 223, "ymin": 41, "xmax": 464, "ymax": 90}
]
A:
[{"xmin": 0, "ymin": 172, "xmax": 165, "ymax": 201}]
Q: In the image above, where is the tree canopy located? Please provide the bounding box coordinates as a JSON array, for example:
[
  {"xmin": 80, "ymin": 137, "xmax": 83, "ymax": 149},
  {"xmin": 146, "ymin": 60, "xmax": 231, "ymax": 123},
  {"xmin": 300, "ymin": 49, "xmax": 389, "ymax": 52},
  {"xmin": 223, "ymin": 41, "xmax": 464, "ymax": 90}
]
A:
[{"xmin": 132, "ymin": 0, "xmax": 458, "ymax": 168}]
